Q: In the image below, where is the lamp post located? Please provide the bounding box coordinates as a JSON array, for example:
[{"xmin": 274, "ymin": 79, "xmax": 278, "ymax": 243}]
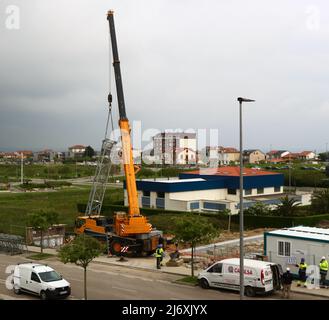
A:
[{"xmin": 237, "ymin": 97, "xmax": 255, "ymax": 300}]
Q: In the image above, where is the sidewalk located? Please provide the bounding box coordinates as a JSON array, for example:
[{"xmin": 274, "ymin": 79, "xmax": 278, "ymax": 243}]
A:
[{"xmin": 25, "ymin": 246, "xmax": 329, "ymax": 299}]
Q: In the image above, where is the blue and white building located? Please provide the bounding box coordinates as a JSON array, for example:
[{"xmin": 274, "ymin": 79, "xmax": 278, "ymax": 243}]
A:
[{"xmin": 123, "ymin": 167, "xmax": 301, "ymax": 214}]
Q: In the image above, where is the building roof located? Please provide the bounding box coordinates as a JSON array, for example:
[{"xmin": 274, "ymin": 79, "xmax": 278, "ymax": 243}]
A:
[
  {"xmin": 300, "ymin": 151, "xmax": 314, "ymax": 156},
  {"xmin": 69, "ymin": 145, "xmax": 86, "ymax": 149},
  {"xmin": 185, "ymin": 167, "xmax": 278, "ymax": 177},
  {"xmin": 153, "ymin": 132, "xmax": 196, "ymax": 139},
  {"xmin": 267, "ymin": 150, "xmax": 289, "ymax": 155},
  {"xmin": 243, "ymin": 149, "xmax": 264, "ymax": 155},
  {"xmin": 219, "ymin": 147, "xmax": 239, "ymax": 153},
  {"xmin": 267, "ymin": 226, "xmax": 329, "ymax": 242}
]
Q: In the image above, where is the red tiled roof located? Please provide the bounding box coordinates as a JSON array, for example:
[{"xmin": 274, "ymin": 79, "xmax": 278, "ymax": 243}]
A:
[
  {"xmin": 300, "ymin": 151, "xmax": 313, "ymax": 156},
  {"xmin": 220, "ymin": 147, "xmax": 239, "ymax": 153},
  {"xmin": 69, "ymin": 145, "xmax": 86, "ymax": 149},
  {"xmin": 185, "ymin": 166, "xmax": 279, "ymax": 177}
]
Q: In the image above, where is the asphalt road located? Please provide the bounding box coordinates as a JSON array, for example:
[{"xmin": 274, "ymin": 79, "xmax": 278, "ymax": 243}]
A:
[{"xmin": 0, "ymin": 253, "xmax": 324, "ymax": 300}]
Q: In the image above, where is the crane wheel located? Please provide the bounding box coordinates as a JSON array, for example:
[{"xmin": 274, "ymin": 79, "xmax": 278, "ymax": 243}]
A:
[{"xmin": 109, "ymin": 241, "xmax": 122, "ymax": 255}]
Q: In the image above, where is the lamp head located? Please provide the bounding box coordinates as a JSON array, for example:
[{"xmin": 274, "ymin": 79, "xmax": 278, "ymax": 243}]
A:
[{"xmin": 237, "ymin": 97, "xmax": 255, "ymax": 102}]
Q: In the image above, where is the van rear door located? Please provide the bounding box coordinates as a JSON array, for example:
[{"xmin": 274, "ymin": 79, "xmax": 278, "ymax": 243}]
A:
[
  {"xmin": 263, "ymin": 267, "xmax": 274, "ymax": 292},
  {"xmin": 270, "ymin": 264, "xmax": 283, "ymax": 290}
]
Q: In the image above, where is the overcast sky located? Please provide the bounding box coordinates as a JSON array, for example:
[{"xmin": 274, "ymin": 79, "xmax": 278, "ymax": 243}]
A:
[{"xmin": 0, "ymin": 0, "xmax": 328, "ymax": 152}]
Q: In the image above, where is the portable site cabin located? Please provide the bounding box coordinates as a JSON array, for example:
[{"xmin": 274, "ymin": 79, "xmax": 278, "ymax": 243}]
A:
[{"xmin": 264, "ymin": 226, "xmax": 329, "ymax": 278}]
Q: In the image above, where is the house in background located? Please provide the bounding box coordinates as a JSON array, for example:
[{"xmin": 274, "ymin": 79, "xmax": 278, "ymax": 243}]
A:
[
  {"xmin": 298, "ymin": 151, "xmax": 316, "ymax": 160},
  {"xmin": 153, "ymin": 132, "xmax": 196, "ymax": 165},
  {"xmin": 243, "ymin": 149, "xmax": 266, "ymax": 164},
  {"xmin": 68, "ymin": 145, "xmax": 86, "ymax": 158},
  {"xmin": 218, "ymin": 147, "xmax": 240, "ymax": 165},
  {"xmin": 266, "ymin": 150, "xmax": 290, "ymax": 161},
  {"xmin": 33, "ymin": 149, "xmax": 56, "ymax": 162}
]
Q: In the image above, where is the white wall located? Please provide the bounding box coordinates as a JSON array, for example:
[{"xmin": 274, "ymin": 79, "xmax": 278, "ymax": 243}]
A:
[{"xmin": 169, "ymin": 189, "xmax": 226, "ymax": 201}]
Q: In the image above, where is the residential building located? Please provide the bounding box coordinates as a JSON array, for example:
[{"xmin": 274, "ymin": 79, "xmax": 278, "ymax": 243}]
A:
[
  {"xmin": 153, "ymin": 132, "xmax": 196, "ymax": 165},
  {"xmin": 33, "ymin": 149, "xmax": 56, "ymax": 162},
  {"xmin": 243, "ymin": 149, "xmax": 266, "ymax": 164},
  {"xmin": 299, "ymin": 151, "xmax": 316, "ymax": 160},
  {"xmin": 266, "ymin": 150, "xmax": 290, "ymax": 161},
  {"xmin": 68, "ymin": 145, "xmax": 86, "ymax": 158},
  {"xmin": 124, "ymin": 166, "xmax": 287, "ymax": 214},
  {"xmin": 218, "ymin": 147, "xmax": 240, "ymax": 165}
]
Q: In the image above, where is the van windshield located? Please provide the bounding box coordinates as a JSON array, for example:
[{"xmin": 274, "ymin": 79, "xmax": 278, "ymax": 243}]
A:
[{"xmin": 38, "ymin": 271, "xmax": 62, "ymax": 282}]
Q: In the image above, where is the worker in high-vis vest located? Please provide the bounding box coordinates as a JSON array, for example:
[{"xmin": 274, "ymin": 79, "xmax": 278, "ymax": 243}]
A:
[
  {"xmin": 295, "ymin": 258, "xmax": 308, "ymax": 287},
  {"xmin": 319, "ymin": 256, "xmax": 328, "ymax": 287},
  {"xmin": 155, "ymin": 244, "xmax": 164, "ymax": 269}
]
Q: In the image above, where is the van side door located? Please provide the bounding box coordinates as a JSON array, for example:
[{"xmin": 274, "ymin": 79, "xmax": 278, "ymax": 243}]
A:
[
  {"xmin": 206, "ymin": 263, "xmax": 223, "ymax": 287},
  {"xmin": 29, "ymin": 272, "xmax": 41, "ymax": 294}
]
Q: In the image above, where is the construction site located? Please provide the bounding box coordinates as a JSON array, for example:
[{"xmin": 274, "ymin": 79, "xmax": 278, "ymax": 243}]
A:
[{"xmin": 1, "ymin": 3, "xmax": 329, "ymax": 307}]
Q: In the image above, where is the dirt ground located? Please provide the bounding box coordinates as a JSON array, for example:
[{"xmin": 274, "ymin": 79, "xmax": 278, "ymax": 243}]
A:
[{"xmin": 164, "ymin": 227, "xmax": 274, "ymax": 252}]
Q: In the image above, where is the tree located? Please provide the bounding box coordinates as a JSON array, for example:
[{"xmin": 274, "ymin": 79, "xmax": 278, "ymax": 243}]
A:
[
  {"xmin": 59, "ymin": 234, "xmax": 103, "ymax": 300},
  {"xmin": 311, "ymin": 189, "xmax": 329, "ymax": 214},
  {"xmin": 29, "ymin": 210, "xmax": 59, "ymax": 253},
  {"xmin": 173, "ymin": 215, "xmax": 217, "ymax": 277},
  {"xmin": 244, "ymin": 202, "xmax": 272, "ymax": 216},
  {"xmin": 275, "ymin": 195, "xmax": 301, "ymax": 217},
  {"xmin": 84, "ymin": 146, "xmax": 95, "ymax": 158}
]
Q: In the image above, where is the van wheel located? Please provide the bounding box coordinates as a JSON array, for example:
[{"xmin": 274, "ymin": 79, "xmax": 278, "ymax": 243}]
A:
[
  {"xmin": 13, "ymin": 287, "xmax": 21, "ymax": 295},
  {"xmin": 40, "ymin": 291, "xmax": 48, "ymax": 300},
  {"xmin": 245, "ymin": 286, "xmax": 255, "ymax": 297},
  {"xmin": 199, "ymin": 278, "xmax": 209, "ymax": 289}
]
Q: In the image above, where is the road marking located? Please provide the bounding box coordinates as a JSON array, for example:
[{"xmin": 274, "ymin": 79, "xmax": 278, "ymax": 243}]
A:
[
  {"xmin": 112, "ymin": 286, "xmax": 138, "ymax": 293},
  {"xmin": 68, "ymin": 278, "xmax": 83, "ymax": 283}
]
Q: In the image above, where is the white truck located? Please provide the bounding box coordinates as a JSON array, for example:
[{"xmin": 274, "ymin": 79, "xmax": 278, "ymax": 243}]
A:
[
  {"xmin": 197, "ymin": 258, "xmax": 282, "ymax": 297},
  {"xmin": 12, "ymin": 263, "xmax": 71, "ymax": 300}
]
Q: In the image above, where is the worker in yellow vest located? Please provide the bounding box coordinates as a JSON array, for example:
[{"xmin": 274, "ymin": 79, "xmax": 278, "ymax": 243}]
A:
[
  {"xmin": 319, "ymin": 256, "xmax": 328, "ymax": 287},
  {"xmin": 155, "ymin": 244, "xmax": 164, "ymax": 269},
  {"xmin": 295, "ymin": 258, "xmax": 307, "ymax": 287}
]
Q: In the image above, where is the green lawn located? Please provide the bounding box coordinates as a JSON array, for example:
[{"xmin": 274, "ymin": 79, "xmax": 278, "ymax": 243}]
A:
[{"xmin": 0, "ymin": 186, "xmax": 123, "ymax": 236}]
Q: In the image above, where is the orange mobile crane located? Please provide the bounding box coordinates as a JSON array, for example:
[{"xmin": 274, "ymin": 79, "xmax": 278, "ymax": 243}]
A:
[{"xmin": 74, "ymin": 10, "xmax": 163, "ymax": 256}]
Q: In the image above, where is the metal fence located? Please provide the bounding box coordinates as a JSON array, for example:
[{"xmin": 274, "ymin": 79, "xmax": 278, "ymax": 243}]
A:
[{"xmin": 0, "ymin": 233, "xmax": 27, "ymax": 255}]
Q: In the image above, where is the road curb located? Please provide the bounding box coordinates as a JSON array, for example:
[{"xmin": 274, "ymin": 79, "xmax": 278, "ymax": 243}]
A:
[
  {"xmin": 92, "ymin": 259, "xmax": 191, "ymax": 277},
  {"xmin": 290, "ymin": 287, "xmax": 329, "ymax": 299}
]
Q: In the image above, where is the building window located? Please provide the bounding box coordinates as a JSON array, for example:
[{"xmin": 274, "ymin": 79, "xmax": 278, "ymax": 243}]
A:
[
  {"xmin": 156, "ymin": 198, "xmax": 164, "ymax": 209},
  {"xmin": 203, "ymin": 202, "xmax": 226, "ymax": 210},
  {"xmin": 190, "ymin": 202, "xmax": 199, "ymax": 210},
  {"xmin": 257, "ymin": 188, "xmax": 264, "ymax": 194},
  {"xmin": 274, "ymin": 186, "xmax": 281, "ymax": 192},
  {"xmin": 278, "ymin": 241, "xmax": 291, "ymax": 257},
  {"xmin": 143, "ymin": 190, "xmax": 150, "ymax": 197},
  {"xmin": 228, "ymin": 189, "xmax": 236, "ymax": 195},
  {"xmin": 157, "ymin": 192, "xmax": 165, "ymax": 198},
  {"xmin": 244, "ymin": 189, "xmax": 252, "ymax": 195}
]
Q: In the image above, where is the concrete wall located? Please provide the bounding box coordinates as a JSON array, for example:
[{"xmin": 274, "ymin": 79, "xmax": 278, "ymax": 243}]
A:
[{"xmin": 169, "ymin": 189, "xmax": 226, "ymax": 201}]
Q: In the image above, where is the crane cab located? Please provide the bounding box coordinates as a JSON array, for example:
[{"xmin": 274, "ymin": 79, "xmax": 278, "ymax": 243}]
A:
[{"xmin": 74, "ymin": 215, "xmax": 113, "ymax": 239}]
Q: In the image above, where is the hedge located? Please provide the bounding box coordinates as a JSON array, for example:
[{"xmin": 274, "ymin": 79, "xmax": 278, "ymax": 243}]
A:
[
  {"xmin": 230, "ymin": 214, "xmax": 329, "ymax": 228},
  {"xmin": 76, "ymin": 203, "xmax": 329, "ymax": 228}
]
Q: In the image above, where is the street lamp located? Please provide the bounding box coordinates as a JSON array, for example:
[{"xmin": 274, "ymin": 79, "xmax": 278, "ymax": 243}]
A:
[{"xmin": 237, "ymin": 97, "xmax": 255, "ymax": 300}]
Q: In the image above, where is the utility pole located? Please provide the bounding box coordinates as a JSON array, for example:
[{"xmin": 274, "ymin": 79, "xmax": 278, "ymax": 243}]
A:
[
  {"xmin": 20, "ymin": 153, "xmax": 24, "ymax": 184},
  {"xmin": 237, "ymin": 97, "xmax": 255, "ymax": 300}
]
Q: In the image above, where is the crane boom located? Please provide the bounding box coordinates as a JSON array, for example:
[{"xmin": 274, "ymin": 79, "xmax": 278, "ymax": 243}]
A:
[{"xmin": 107, "ymin": 10, "xmax": 140, "ymax": 217}]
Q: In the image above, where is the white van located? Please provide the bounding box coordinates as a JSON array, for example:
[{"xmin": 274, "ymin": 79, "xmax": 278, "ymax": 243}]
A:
[
  {"xmin": 197, "ymin": 258, "xmax": 282, "ymax": 297},
  {"xmin": 12, "ymin": 263, "xmax": 71, "ymax": 300}
]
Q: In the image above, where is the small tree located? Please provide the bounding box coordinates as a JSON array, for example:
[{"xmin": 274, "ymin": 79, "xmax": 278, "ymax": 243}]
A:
[
  {"xmin": 275, "ymin": 195, "xmax": 301, "ymax": 217},
  {"xmin": 84, "ymin": 146, "xmax": 95, "ymax": 158},
  {"xmin": 29, "ymin": 210, "xmax": 59, "ymax": 253},
  {"xmin": 244, "ymin": 202, "xmax": 272, "ymax": 216},
  {"xmin": 311, "ymin": 189, "xmax": 329, "ymax": 214},
  {"xmin": 173, "ymin": 215, "xmax": 217, "ymax": 277},
  {"xmin": 59, "ymin": 234, "xmax": 103, "ymax": 300}
]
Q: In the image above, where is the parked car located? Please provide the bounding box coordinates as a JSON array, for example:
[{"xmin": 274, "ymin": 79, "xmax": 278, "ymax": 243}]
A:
[
  {"xmin": 197, "ymin": 258, "xmax": 282, "ymax": 297},
  {"xmin": 12, "ymin": 263, "xmax": 71, "ymax": 300}
]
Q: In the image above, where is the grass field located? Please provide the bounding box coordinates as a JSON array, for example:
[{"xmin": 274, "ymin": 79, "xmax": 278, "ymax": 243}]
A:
[{"xmin": 0, "ymin": 186, "xmax": 123, "ymax": 236}]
